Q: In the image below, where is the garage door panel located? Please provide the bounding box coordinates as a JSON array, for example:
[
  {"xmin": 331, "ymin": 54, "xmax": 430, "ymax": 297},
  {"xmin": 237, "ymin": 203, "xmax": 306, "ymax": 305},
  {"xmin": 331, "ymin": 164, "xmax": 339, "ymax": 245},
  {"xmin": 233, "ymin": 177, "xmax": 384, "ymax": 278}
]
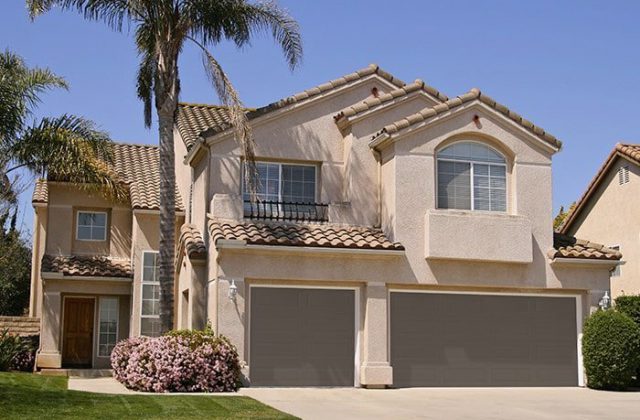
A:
[
  {"xmin": 250, "ymin": 287, "xmax": 355, "ymax": 387},
  {"xmin": 391, "ymin": 293, "xmax": 578, "ymax": 387}
]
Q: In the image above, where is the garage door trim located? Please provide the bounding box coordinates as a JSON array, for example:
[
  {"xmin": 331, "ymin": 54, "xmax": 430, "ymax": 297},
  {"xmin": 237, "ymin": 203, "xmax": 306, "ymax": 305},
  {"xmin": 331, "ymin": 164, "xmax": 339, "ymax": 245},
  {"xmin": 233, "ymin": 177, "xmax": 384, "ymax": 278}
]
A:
[
  {"xmin": 248, "ymin": 284, "xmax": 361, "ymax": 387},
  {"xmin": 387, "ymin": 288, "xmax": 584, "ymax": 387}
]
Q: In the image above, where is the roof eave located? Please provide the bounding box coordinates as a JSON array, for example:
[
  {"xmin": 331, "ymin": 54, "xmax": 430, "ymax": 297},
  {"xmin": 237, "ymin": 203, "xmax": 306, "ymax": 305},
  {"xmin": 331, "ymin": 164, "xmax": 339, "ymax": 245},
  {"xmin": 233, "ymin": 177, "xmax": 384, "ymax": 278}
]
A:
[
  {"xmin": 549, "ymin": 257, "xmax": 620, "ymax": 267},
  {"xmin": 215, "ymin": 240, "xmax": 406, "ymax": 257},
  {"xmin": 41, "ymin": 272, "xmax": 133, "ymax": 282}
]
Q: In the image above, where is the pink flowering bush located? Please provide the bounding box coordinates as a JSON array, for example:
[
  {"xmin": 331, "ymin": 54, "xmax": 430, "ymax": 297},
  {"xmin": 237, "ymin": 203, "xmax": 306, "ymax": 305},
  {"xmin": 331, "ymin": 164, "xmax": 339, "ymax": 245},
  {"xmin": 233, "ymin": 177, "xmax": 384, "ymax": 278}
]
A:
[{"xmin": 111, "ymin": 328, "xmax": 241, "ymax": 392}]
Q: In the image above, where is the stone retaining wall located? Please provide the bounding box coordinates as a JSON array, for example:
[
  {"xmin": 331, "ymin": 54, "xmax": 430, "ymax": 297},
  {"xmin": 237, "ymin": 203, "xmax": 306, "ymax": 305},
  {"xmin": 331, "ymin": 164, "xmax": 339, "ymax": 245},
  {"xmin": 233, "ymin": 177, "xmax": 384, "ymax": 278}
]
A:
[{"xmin": 0, "ymin": 316, "xmax": 40, "ymax": 336}]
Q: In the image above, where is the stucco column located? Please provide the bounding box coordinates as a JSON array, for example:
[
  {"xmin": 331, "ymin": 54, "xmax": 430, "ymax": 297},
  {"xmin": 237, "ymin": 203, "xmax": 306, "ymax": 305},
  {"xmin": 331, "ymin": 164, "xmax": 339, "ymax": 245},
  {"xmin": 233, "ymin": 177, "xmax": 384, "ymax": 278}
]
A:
[
  {"xmin": 360, "ymin": 282, "xmax": 393, "ymax": 387},
  {"xmin": 36, "ymin": 290, "xmax": 62, "ymax": 368},
  {"xmin": 216, "ymin": 277, "xmax": 246, "ymax": 359}
]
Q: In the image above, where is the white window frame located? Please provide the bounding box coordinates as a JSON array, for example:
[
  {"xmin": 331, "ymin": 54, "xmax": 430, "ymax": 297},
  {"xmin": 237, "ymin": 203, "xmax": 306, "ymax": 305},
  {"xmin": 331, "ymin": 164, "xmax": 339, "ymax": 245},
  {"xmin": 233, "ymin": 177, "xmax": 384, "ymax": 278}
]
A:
[
  {"xmin": 76, "ymin": 210, "xmax": 108, "ymax": 241},
  {"xmin": 242, "ymin": 161, "xmax": 319, "ymax": 203},
  {"xmin": 97, "ymin": 296, "xmax": 119, "ymax": 358},
  {"xmin": 436, "ymin": 141, "xmax": 508, "ymax": 212},
  {"xmin": 140, "ymin": 251, "xmax": 161, "ymax": 337}
]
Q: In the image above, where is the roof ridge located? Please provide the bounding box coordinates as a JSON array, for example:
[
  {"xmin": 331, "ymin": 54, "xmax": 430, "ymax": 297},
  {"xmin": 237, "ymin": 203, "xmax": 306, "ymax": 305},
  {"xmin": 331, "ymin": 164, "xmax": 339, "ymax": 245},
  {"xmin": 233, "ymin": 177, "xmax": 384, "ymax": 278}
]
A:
[
  {"xmin": 371, "ymin": 88, "xmax": 561, "ymax": 150},
  {"xmin": 113, "ymin": 141, "xmax": 158, "ymax": 149},
  {"xmin": 333, "ymin": 77, "xmax": 449, "ymax": 122}
]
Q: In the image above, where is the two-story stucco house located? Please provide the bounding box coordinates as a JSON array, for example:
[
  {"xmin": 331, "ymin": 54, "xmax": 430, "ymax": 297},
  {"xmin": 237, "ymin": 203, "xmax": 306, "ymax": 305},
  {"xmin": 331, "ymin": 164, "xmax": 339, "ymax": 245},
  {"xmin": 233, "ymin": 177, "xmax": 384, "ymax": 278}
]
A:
[
  {"xmin": 560, "ymin": 143, "xmax": 640, "ymax": 298},
  {"xmin": 30, "ymin": 64, "xmax": 621, "ymax": 388}
]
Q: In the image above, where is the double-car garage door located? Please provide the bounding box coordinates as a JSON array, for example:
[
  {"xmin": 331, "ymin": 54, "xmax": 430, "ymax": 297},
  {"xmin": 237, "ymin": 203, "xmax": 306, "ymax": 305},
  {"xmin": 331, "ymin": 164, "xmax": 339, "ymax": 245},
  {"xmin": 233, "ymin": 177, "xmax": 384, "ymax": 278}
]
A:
[
  {"xmin": 390, "ymin": 292, "xmax": 579, "ymax": 387},
  {"xmin": 249, "ymin": 287, "xmax": 579, "ymax": 387}
]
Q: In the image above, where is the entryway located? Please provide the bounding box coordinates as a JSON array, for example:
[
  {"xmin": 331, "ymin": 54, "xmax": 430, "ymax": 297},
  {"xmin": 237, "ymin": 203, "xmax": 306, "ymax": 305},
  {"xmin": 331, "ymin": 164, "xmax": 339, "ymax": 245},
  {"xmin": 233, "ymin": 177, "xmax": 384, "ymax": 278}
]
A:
[{"xmin": 62, "ymin": 297, "xmax": 95, "ymax": 367}]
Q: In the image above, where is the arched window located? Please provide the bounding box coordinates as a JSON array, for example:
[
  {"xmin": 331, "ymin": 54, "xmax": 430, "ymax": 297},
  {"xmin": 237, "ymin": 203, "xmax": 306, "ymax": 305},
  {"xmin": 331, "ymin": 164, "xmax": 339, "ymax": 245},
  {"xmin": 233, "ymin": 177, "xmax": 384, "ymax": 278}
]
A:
[{"xmin": 437, "ymin": 142, "xmax": 507, "ymax": 211}]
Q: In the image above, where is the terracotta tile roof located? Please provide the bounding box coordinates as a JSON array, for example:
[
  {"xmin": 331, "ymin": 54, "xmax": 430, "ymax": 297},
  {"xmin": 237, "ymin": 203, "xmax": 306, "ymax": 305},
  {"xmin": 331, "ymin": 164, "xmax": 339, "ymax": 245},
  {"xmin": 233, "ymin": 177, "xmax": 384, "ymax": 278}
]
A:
[
  {"xmin": 31, "ymin": 144, "xmax": 184, "ymax": 212},
  {"xmin": 208, "ymin": 219, "xmax": 405, "ymax": 251},
  {"xmin": 41, "ymin": 254, "xmax": 133, "ymax": 278},
  {"xmin": 549, "ymin": 232, "xmax": 622, "ymax": 261},
  {"xmin": 560, "ymin": 143, "xmax": 640, "ymax": 233},
  {"xmin": 176, "ymin": 104, "xmax": 236, "ymax": 151},
  {"xmin": 371, "ymin": 88, "xmax": 562, "ymax": 150},
  {"xmin": 333, "ymin": 79, "xmax": 448, "ymax": 124},
  {"xmin": 112, "ymin": 143, "xmax": 184, "ymax": 211},
  {"xmin": 32, "ymin": 179, "xmax": 48, "ymax": 204},
  {"xmin": 177, "ymin": 223, "xmax": 207, "ymax": 260},
  {"xmin": 177, "ymin": 64, "xmax": 406, "ymax": 149}
]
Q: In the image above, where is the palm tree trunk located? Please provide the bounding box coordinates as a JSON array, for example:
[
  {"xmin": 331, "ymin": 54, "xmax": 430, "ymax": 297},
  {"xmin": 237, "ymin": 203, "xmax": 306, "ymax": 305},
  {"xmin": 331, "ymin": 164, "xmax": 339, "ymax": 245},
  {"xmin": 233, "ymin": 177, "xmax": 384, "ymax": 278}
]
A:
[
  {"xmin": 156, "ymin": 49, "xmax": 179, "ymax": 334},
  {"xmin": 157, "ymin": 109, "xmax": 176, "ymax": 333}
]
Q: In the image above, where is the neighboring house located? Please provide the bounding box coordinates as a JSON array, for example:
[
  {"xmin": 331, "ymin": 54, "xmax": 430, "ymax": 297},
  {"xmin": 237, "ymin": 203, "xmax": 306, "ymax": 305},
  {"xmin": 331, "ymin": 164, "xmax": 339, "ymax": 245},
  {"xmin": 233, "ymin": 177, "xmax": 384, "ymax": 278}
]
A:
[
  {"xmin": 560, "ymin": 143, "xmax": 640, "ymax": 298},
  {"xmin": 30, "ymin": 64, "xmax": 621, "ymax": 388}
]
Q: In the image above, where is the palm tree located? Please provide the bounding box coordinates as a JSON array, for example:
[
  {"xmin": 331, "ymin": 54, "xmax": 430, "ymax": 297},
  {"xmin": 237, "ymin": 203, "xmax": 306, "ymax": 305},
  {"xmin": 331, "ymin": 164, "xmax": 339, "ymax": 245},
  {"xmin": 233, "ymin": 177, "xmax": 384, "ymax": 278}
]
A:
[
  {"xmin": 0, "ymin": 50, "xmax": 125, "ymax": 210},
  {"xmin": 27, "ymin": 0, "xmax": 303, "ymax": 332}
]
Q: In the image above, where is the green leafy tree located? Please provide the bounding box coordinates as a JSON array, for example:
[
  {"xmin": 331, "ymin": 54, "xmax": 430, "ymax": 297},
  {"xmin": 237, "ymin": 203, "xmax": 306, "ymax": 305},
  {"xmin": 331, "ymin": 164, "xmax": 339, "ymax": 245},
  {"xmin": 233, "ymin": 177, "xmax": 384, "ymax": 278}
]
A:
[
  {"xmin": 553, "ymin": 201, "xmax": 576, "ymax": 230},
  {"xmin": 28, "ymin": 0, "xmax": 303, "ymax": 332},
  {"xmin": 0, "ymin": 50, "xmax": 125, "ymax": 202},
  {"xmin": 0, "ymin": 211, "xmax": 31, "ymax": 316}
]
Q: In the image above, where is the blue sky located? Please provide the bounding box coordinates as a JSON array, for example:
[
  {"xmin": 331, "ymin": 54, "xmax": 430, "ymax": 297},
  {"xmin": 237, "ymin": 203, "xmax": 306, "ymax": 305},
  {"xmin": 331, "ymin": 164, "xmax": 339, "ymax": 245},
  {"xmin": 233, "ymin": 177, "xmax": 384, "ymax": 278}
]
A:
[{"xmin": 2, "ymin": 1, "xmax": 639, "ymax": 235}]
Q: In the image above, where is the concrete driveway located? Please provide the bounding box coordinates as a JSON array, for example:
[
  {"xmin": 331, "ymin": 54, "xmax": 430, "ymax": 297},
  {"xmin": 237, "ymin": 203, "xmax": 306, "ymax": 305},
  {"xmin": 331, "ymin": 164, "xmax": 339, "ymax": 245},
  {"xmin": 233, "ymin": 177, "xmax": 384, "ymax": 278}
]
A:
[{"xmin": 239, "ymin": 387, "xmax": 640, "ymax": 420}]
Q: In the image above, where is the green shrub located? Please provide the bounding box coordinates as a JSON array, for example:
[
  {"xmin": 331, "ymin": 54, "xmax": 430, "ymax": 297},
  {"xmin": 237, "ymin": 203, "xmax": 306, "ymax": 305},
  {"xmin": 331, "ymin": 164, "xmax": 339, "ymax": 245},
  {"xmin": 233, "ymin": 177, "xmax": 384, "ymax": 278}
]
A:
[
  {"xmin": 0, "ymin": 329, "xmax": 25, "ymax": 371},
  {"xmin": 615, "ymin": 295, "xmax": 640, "ymax": 326},
  {"xmin": 615, "ymin": 295, "xmax": 640, "ymax": 386},
  {"xmin": 582, "ymin": 309, "xmax": 640, "ymax": 390}
]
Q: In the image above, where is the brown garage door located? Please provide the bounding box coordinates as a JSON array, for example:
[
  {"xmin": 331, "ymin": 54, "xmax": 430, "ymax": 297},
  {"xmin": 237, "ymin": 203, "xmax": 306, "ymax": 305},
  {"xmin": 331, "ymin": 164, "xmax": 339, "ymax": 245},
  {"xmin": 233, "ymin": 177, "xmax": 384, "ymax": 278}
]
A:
[
  {"xmin": 391, "ymin": 292, "xmax": 578, "ymax": 387},
  {"xmin": 250, "ymin": 287, "xmax": 355, "ymax": 386}
]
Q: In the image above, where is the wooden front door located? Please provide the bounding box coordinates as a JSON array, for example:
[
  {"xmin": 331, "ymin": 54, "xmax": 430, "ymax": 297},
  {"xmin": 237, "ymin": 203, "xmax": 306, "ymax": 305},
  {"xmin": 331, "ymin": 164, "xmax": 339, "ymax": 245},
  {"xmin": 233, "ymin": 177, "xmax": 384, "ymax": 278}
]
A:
[{"xmin": 62, "ymin": 298, "xmax": 95, "ymax": 367}]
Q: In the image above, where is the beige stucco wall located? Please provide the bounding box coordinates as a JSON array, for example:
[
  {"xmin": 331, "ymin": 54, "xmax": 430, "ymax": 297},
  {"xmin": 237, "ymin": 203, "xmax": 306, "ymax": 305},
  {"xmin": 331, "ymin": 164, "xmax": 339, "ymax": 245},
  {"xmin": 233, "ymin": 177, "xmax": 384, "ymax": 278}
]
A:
[
  {"xmin": 44, "ymin": 184, "xmax": 132, "ymax": 258},
  {"xmin": 205, "ymin": 76, "xmax": 403, "ymax": 227},
  {"xmin": 174, "ymin": 128, "xmax": 192, "ymax": 221},
  {"xmin": 567, "ymin": 157, "xmax": 640, "ymax": 297}
]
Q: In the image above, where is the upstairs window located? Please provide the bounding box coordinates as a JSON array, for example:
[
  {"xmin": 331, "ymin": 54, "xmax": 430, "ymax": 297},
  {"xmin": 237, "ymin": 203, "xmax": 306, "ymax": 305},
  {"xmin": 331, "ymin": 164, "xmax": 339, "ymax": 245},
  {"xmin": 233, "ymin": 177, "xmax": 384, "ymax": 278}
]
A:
[
  {"xmin": 243, "ymin": 162, "xmax": 317, "ymax": 203},
  {"xmin": 243, "ymin": 162, "xmax": 325, "ymax": 221},
  {"xmin": 437, "ymin": 142, "xmax": 507, "ymax": 212},
  {"xmin": 140, "ymin": 251, "xmax": 161, "ymax": 337},
  {"xmin": 76, "ymin": 211, "xmax": 107, "ymax": 241},
  {"xmin": 618, "ymin": 166, "xmax": 630, "ymax": 185}
]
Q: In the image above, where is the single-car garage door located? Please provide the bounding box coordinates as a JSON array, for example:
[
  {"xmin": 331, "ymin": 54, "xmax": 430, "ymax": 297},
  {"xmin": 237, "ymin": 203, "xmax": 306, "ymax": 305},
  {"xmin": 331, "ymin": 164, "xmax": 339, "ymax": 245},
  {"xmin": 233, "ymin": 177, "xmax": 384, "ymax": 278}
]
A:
[
  {"xmin": 250, "ymin": 287, "xmax": 355, "ymax": 386},
  {"xmin": 391, "ymin": 292, "xmax": 578, "ymax": 387}
]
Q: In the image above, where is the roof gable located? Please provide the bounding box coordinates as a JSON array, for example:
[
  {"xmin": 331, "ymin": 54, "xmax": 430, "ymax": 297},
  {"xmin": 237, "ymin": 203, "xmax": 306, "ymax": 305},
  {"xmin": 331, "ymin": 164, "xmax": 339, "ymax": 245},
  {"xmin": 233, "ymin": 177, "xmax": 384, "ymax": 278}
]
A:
[
  {"xmin": 370, "ymin": 88, "xmax": 562, "ymax": 151},
  {"xmin": 560, "ymin": 143, "xmax": 640, "ymax": 233},
  {"xmin": 33, "ymin": 143, "xmax": 185, "ymax": 212},
  {"xmin": 176, "ymin": 64, "xmax": 406, "ymax": 150}
]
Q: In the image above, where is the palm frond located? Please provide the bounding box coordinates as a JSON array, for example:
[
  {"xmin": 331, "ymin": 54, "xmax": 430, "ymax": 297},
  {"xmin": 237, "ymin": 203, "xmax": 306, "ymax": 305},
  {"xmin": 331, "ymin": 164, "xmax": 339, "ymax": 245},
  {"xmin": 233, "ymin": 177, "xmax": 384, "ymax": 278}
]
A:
[
  {"xmin": 195, "ymin": 42, "xmax": 257, "ymax": 198},
  {"xmin": 11, "ymin": 115, "xmax": 127, "ymax": 201},
  {"xmin": 27, "ymin": 0, "xmax": 144, "ymax": 30},
  {"xmin": 185, "ymin": 0, "xmax": 303, "ymax": 71},
  {"xmin": 0, "ymin": 50, "xmax": 68, "ymax": 141}
]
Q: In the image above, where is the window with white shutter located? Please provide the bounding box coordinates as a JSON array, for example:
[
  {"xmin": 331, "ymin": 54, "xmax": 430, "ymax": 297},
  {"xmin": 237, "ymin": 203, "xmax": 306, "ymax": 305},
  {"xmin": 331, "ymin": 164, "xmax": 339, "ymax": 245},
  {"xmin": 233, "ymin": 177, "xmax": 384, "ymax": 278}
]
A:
[{"xmin": 437, "ymin": 142, "xmax": 507, "ymax": 212}]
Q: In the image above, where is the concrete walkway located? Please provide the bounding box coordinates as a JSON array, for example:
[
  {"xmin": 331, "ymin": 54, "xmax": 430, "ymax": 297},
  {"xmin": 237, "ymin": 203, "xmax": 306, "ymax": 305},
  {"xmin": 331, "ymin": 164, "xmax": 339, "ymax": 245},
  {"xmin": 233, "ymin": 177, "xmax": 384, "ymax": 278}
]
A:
[
  {"xmin": 68, "ymin": 377, "xmax": 240, "ymax": 396},
  {"xmin": 240, "ymin": 387, "xmax": 640, "ymax": 420},
  {"xmin": 68, "ymin": 378, "xmax": 640, "ymax": 419}
]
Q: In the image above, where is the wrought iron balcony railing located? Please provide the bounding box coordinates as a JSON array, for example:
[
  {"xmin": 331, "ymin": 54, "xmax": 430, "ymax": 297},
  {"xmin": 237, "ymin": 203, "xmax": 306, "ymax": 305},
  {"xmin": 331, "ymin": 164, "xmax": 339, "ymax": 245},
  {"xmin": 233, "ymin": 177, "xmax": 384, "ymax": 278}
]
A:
[{"xmin": 243, "ymin": 200, "xmax": 329, "ymax": 222}]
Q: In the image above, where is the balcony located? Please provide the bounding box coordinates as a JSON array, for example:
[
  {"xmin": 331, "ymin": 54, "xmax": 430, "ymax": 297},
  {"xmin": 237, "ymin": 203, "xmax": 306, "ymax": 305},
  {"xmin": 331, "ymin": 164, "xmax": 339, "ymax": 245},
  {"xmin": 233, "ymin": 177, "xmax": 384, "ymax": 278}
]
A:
[{"xmin": 243, "ymin": 200, "xmax": 329, "ymax": 223}]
